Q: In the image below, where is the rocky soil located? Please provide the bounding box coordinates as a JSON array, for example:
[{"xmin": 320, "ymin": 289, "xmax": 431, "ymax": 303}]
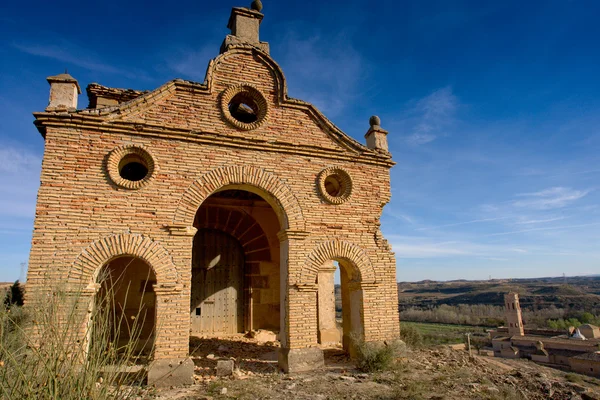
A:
[{"xmin": 137, "ymin": 336, "xmax": 600, "ymax": 400}]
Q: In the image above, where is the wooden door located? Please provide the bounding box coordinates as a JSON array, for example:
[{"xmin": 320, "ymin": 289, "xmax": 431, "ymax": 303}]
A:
[{"xmin": 191, "ymin": 229, "xmax": 244, "ymax": 335}]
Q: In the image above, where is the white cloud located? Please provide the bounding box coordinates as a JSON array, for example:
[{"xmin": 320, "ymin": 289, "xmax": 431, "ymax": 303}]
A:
[
  {"xmin": 388, "ymin": 236, "xmax": 516, "ymax": 259},
  {"xmin": 12, "ymin": 41, "xmax": 150, "ymax": 80},
  {"xmin": 510, "ymin": 248, "xmax": 528, "ymax": 253},
  {"xmin": 391, "ymin": 241, "xmax": 471, "ymax": 258},
  {"xmin": 167, "ymin": 45, "xmax": 215, "ymax": 81},
  {"xmin": 485, "ymin": 222, "xmax": 600, "ymax": 237},
  {"xmin": 0, "ymin": 145, "xmax": 41, "ymax": 219},
  {"xmin": 406, "ymin": 87, "xmax": 459, "ymax": 145},
  {"xmin": 276, "ymin": 31, "xmax": 365, "ymax": 117},
  {"xmin": 513, "ymin": 187, "xmax": 590, "ymax": 210},
  {"xmin": 417, "ymin": 216, "xmax": 509, "ymax": 231},
  {"xmin": 514, "ymin": 216, "xmax": 567, "ymax": 225},
  {"xmin": 383, "ymin": 208, "xmax": 416, "ymax": 224},
  {"xmin": 0, "ymin": 147, "xmax": 40, "ymax": 173}
]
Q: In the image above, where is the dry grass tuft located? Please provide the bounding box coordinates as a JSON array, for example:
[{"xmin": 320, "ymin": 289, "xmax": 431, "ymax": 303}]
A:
[{"xmin": 0, "ymin": 277, "xmax": 153, "ymax": 400}]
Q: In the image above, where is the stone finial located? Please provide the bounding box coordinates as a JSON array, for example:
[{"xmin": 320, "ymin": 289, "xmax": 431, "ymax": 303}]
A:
[
  {"xmin": 251, "ymin": 0, "xmax": 263, "ymax": 12},
  {"xmin": 369, "ymin": 115, "xmax": 381, "ymax": 128},
  {"xmin": 365, "ymin": 115, "xmax": 389, "ymax": 154},
  {"xmin": 221, "ymin": 6, "xmax": 270, "ymax": 54},
  {"xmin": 46, "ymin": 72, "xmax": 81, "ymax": 111}
]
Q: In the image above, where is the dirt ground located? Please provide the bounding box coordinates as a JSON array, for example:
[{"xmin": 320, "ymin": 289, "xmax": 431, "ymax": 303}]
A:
[{"xmin": 136, "ymin": 335, "xmax": 600, "ymax": 400}]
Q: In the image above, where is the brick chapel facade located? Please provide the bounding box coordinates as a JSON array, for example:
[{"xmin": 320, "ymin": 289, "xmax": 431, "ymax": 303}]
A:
[{"xmin": 26, "ymin": 3, "xmax": 399, "ymax": 382}]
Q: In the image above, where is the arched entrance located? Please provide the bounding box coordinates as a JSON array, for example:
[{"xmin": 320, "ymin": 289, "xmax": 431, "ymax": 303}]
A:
[
  {"xmin": 93, "ymin": 256, "xmax": 156, "ymax": 356},
  {"xmin": 190, "ymin": 189, "xmax": 281, "ymax": 337},
  {"xmin": 191, "ymin": 229, "xmax": 244, "ymax": 334},
  {"xmin": 317, "ymin": 259, "xmax": 364, "ymax": 355}
]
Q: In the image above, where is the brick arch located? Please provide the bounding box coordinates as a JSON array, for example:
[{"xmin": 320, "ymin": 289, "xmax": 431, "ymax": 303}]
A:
[
  {"xmin": 68, "ymin": 234, "xmax": 179, "ymax": 285},
  {"xmin": 298, "ymin": 240, "xmax": 376, "ymax": 287},
  {"xmin": 173, "ymin": 165, "xmax": 305, "ymax": 231},
  {"xmin": 195, "ymin": 204, "xmax": 272, "ymax": 263}
]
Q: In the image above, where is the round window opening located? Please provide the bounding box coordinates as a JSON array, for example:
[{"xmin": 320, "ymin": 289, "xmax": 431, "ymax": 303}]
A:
[
  {"xmin": 318, "ymin": 168, "xmax": 353, "ymax": 204},
  {"xmin": 118, "ymin": 155, "xmax": 149, "ymax": 182},
  {"xmin": 107, "ymin": 146, "xmax": 155, "ymax": 190},
  {"xmin": 324, "ymin": 174, "xmax": 345, "ymax": 197},
  {"xmin": 229, "ymin": 93, "xmax": 259, "ymax": 124},
  {"xmin": 221, "ymin": 84, "xmax": 268, "ymax": 130}
]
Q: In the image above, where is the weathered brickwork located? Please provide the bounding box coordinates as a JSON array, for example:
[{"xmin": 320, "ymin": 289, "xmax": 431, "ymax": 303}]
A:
[{"xmin": 27, "ymin": 4, "xmax": 400, "ymax": 374}]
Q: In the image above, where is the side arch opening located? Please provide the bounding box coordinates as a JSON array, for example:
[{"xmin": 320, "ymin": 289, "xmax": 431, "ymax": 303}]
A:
[
  {"xmin": 316, "ymin": 258, "xmax": 365, "ymax": 355},
  {"xmin": 91, "ymin": 256, "xmax": 157, "ymax": 361}
]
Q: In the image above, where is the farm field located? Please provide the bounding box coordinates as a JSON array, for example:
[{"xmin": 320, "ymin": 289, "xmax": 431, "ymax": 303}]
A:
[{"xmin": 401, "ymin": 321, "xmax": 490, "ymax": 346}]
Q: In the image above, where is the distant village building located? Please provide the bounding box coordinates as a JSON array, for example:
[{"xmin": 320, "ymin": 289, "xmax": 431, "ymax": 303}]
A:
[
  {"xmin": 25, "ymin": 2, "xmax": 400, "ymax": 385},
  {"xmin": 504, "ymin": 292, "xmax": 525, "ymax": 337},
  {"xmin": 580, "ymin": 324, "xmax": 600, "ymax": 339},
  {"xmin": 491, "ymin": 292, "xmax": 600, "ymax": 378}
]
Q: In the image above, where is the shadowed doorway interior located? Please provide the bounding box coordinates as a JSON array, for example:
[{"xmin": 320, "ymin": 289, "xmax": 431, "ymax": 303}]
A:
[{"xmin": 190, "ymin": 189, "xmax": 281, "ymax": 337}]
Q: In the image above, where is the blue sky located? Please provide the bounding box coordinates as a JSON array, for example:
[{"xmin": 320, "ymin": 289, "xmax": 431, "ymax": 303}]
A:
[{"xmin": 1, "ymin": 0, "xmax": 599, "ymax": 282}]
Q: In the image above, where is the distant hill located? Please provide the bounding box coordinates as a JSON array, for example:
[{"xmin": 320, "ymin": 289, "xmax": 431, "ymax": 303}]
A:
[{"xmin": 398, "ymin": 275, "xmax": 600, "ymax": 313}]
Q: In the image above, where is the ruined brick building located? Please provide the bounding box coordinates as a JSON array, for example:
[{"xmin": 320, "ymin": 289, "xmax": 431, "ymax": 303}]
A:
[
  {"xmin": 26, "ymin": 2, "xmax": 400, "ymax": 384},
  {"xmin": 492, "ymin": 293, "xmax": 600, "ymax": 378}
]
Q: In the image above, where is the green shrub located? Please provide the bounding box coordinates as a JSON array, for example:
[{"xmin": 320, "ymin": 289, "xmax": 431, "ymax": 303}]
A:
[
  {"xmin": 354, "ymin": 337, "xmax": 402, "ymax": 372},
  {"xmin": 399, "ymin": 325, "xmax": 422, "ymax": 348},
  {"xmin": 3, "ymin": 280, "xmax": 24, "ymax": 307},
  {"xmin": 547, "ymin": 318, "xmax": 582, "ymax": 330},
  {"xmin": 565, "ymin": 373, "xmax": 584, "ymax": 384}
]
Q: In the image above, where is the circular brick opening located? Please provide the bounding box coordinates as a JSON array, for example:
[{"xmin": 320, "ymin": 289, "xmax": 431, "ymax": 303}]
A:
[
  {"xmin": 107, "ymin": 146, "xmax": 155, "ymax": 190},
  {"xmin": 318, "ymin": 167, "xmax": 352, "ymax": 204},
  {"xmin": 221, "ymin": 84, "xmax": 268, "ymax": 130},
  {"xmin": 119, "ymin": 154, "xmax": 149, "ymax": 182},
  {"xmin": 324, "ymin": 174, "xmax": 345, "ymax": 197},
  {"xmin": 229, "ymin": 93, "xmax": 259, "ymax": 124}
]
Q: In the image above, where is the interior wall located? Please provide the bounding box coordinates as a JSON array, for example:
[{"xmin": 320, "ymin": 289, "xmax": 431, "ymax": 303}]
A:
[
  {"xmin": 245, "ymin": 206, "xmax": 280, "ymax": 331},
  {"xmin": 97, "ymin": 256, "xmax": 156, "ymax": 349}
]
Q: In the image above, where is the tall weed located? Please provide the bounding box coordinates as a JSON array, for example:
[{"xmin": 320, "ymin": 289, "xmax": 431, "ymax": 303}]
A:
[{"xmin": 0, "ymin": 274, "xmax": 154, "ymax": 400}]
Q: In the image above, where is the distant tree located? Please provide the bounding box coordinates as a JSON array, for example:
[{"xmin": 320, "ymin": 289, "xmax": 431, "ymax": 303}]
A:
[
  {"xmin": 567, "ymin": 318, "xmax": 582, "ymax": 328},
  {"xmin": 580, "ymin": 312, "xmax": 595, "ymax": 324},
  {"xmin": 4, "ymin": 280, "xmax": 24, "ymax": 307}
]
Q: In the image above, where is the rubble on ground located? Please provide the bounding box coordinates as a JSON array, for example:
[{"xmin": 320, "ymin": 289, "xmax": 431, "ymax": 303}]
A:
[{"xmin": 143, "ymin": 336, "xmax": 600, "ymax": 400}]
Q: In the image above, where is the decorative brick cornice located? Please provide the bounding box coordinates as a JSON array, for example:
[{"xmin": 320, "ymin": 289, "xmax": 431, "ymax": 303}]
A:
[
  {"xmin": 165, "ymin": 225, "xmax": 198, "ymax": 237},
  {"xmin": 208, "ymin": 48, "xmax": 388, "ymax": 161},
  {"xmin": 277, "ymin": 229, "xmax": 310, "ymax": 242},
  {"xmin": 294, "ymin": 284, "xmax": 318, "ymax": 292},
  {"xmin": 87, "ymin": 83, "xmax": 148, "ymax": 109},
  {"xmin": 33, "ymin": 46, "xmax": 395, "ymax": 167},
  {"xmin": 34, "ymin": 116, "xmax": 394, "ymax": 167},
  {"xmin": 360, "ymin": 283, "xmax": 379, "ymax": 291}
]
